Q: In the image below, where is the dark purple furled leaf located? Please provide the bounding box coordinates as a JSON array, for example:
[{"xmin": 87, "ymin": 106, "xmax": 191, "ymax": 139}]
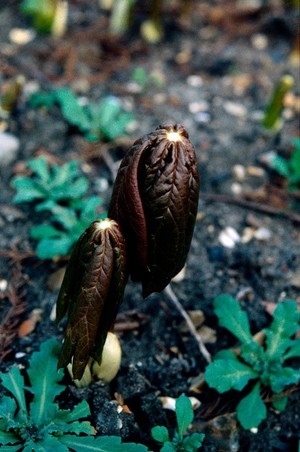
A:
[
  {"xmin": 108, "ymin": 124, "xmax": 200, "ymax": 297},
  {"xmin": 56, "ymin": 219, "xmax": 127, "ymax": 380}
]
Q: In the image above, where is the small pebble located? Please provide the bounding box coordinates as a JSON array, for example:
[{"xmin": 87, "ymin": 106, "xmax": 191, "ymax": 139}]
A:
[
  {"xmin": 0, "ymin": 132, "xmax": 20, "ymax": 165},
  {"xmin": 251, "ymin": 33, "xmax": 268, "ymax": 50},
  {"xmin": 254, "ymin": 227, "xmax": 271, "ymax": 241},
  {"xmin": 231, "ymin": 182, "xmax": 243, "ymax": 195},
  {"xmin": 188, "ymin": 100, "xmax": 209, "ymax": 114},
  {"xmin": 232, "ymin": 164, "xmax": 246, "ymax": 181},
  {"xmin": 186, "ymin": 75, "xmax": 203, "ymax": 87},
  {"xmin": 194, "ymin": 112, "xmax": 211, "ymax": 123},
  {"xmin": 247, "ymin": 166, "xmax": 265, "ymax": 177},
  {"xmin": 223, "ymin": 101, "xmax": 247, "ymax": 118},
  {"xmin": 9, "ymin": 28, "xmax": 36, "ymax": 45},
  {"xmin": 15, "ymin": 352, "xmax": 26, "ymax": 359},
  {"xmin": 0, "ymin": 279, "xmax": 8, "ymax": 291},
  {"xmin": 219, "ymin": 227, "xmax": 240, "ymax": 248}
]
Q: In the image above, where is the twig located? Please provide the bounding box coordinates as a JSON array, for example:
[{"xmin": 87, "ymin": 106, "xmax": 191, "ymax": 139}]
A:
[
  {"xmin": 163, "ymin": 284, "xmax": 211, "ymax": 363},
  {"xmin": 201, "ymin": 193, "xmax": 300, "ymax": 224}
]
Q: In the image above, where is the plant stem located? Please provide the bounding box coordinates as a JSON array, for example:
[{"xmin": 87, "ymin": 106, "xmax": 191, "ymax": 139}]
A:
[{"xmin": 163, "ymin": 284, "xmax": 211, "ymax": 363}]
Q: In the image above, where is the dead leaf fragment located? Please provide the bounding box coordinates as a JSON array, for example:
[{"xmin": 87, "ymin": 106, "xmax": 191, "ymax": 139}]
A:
[{"xmin": 18, "ymin": 309, "xmax": 42, "ymax": 338}]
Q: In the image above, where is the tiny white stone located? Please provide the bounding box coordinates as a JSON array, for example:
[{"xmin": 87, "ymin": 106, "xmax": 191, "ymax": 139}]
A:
[
  {"xmin": 232, "ymin": 164, "xmax": 246, "ymax": 181},
  {"xmin": 250, "ymin": 427, "xmax": 258, "ymax": 434},
  {"xmin": 0, "ymin": 279, "xmax": 8, "ymax": 291},
  {"xmin": 15, "ymin": 352, "xmax": 26, "ymax": 359},
  {"xmin": 0, "ymin": 132, "xmax": 20, "ymax": 166},
  {"xmin": 9, "ymin": 28, "xmax": 36, "ymax": 45},
  {"xmin": 223, "ymin": 101, "xmax": 247, "ymax": 118},
  {"xmin": 254, "ymin": 227, "xmax": 271, "ymax": 241},
  {"xmin": 186, "ymin": 75, "xmax": 203, "ymax": 87},
  {"xmin": 251, "ymin": 33, "xmax": 268, "ymax": 50},
  {"xmin": 219, "ymin": 227, "xmax": 240, "ymax": 248}
]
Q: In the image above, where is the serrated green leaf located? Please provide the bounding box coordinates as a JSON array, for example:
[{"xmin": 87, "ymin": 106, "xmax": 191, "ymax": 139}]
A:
[
  {"xmin": 30, "ymin": 224, "xmax": 61, "ymax": 239},
  {"xmin": 284, "ymin": 339, "xmax": 300, "ymax": 359},
  {"xmin": 272, "ymin": 394, "xmax": 288, "ymax": 411},
  {"xmin": 51, "ymin": 205, "xmax": 78, "ymax": 230},
  {"xmin": 35, "ymin": 236, "xmax": 73, "ymax": 259},
  {"xmin": 12, "ymin": 177, "xmax": 45, "ymax": 203},
  {"xmin": 0, "ymin": 431, "xmax": 19, "ymax": 446},
  {"xmin": 205, "ymin": 359, "xmax": 258, "ymax": 392},
  {"xmin": 56, "ymin": 400, "xmax": 91, "ymax": 423},
  {"xmin": 55, "ymin": 88, "xmax": 91, "ymax": 132},
  {"xmin": 58, "ymin": 435, "xmax": 149, "ymax": 451},
  {"xmin": 27, "ymin": 157, "xmax": 50, "ymax": 183},
  {"xmin": 27, "ymin": 338, "xmax": 64, "ymax": 425},
  {"xmin": 151, "ymin": 425, "xmax": 170, "ymax": 443},
  {"xmin": 176, "ymin": 395, "xmax": 194, "ymax": 438},
  {"xmin": 213, "ymin": 295, "xmax": 252, "ymax": 344},
  {"xmin": 182, "ymin": 433, "xmax": 205, "ymax": 450},
  {"xmin": 161, "ymin": 443, "xmax": 177, "ymax": 452},
  {"xmin": 0, "ymin": 396, "xmax": 18, "ymax": 422},
  {"xmin": 0, "ymin": 445, "xmax": 22, "ymax": 452},
  {"xmin": 1, "ymin": 367, "xmax": 27, "ymax": 415},
  {"xmin": 237, "ymin": 383, "xmax": 266, "ymax": 429},
  {"xmin": 269, "ymin": 366, "xmax": 299, "ymax": 393},
  {"xmin": 270, "ymin": 155, "xmax": 290, "ymax": 178},
  {"xmin": 266, "ymin": 301, "xmax": 299, "ymax": 359}
]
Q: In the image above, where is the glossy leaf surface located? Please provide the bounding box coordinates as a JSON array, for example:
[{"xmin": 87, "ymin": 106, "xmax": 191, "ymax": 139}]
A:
[
  {"xmin": 56, "ymin": 219, "xmax": 127, "ymax": 379},
  {"xmin": 108, "ymin": 124, "xmax": 200, "ymax": 297}
]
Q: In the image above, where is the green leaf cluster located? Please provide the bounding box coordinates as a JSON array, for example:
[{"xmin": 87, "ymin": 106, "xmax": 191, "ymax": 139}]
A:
[
  {"xmin": 151, "ymin": 395, "xmax": 204, "ymax": 451},
  {"xmin": 204, "ymin": 295, "xmax": 300, "ymax": 429},
  {"xmin": 30, "ymin": 88, "xmax": 134, "ymax": 142},
  {"xmin": 12, "ymin": 156, "xmax": 105, "ymax": 259},
  {"xmin": 0, "ymin": 338, "xmax": 149, "ymax": 452},
  {"xmin": 270, "ymin": 138, "xmax": 300, "ymax": 191}
]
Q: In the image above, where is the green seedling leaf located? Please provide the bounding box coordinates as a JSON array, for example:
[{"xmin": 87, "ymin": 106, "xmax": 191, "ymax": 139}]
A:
[
  {"xmin": 269, "ymin": 367, "xmax": 300, "ymax": 393},
  {"xmin": 27, "ymin": 338, "xmax": 64, "ymax": 425},
  {"xmin": 0, "ymin": 446, "xmax": 23, "ymax": 452},
  {"xmin": 160, "ymin": 443, "xmax": 177, "ymax": 452},
  {"xmin": 262, "ymin": 75, "xmax": 294, "ymax": 130},
  {"xmin": 0, "ymin": 431, "xmax": 19, "ymax": 446},
  {"xmin": 284, "ymin": 339, "xmax": 300, "ymax": 360},
  {"xmin": 213, "ymin": 294, "xmax": 253, "ymax": 343},
  {"xmin": 21, "ymin": 0, "xmax": 56, "ymax": 34},
  {"xmin": 182, "ymin": 433, "xmax": 205, "ymax": 450},
  {"xmin": 12, "ymin": 156, "xmax": 90, "ymax": 212},
  {"xmin": 265, "ymin": 300, "xmax": 300, "ymax": 359},
  {"xmin": 0, "ymin": 367, "xmax": 27, "ymax": 415},
  {"xmin": 236, "ymin": 383, "xmax": 266, "ymax": 429},
  {"xmin": 272, "ymin": 394, "xmax": 288, "ymax": 412},
  {"xmin": 205, "ymin": 359, "xmax": 258, "ymax": 392},
  {"xmin": 59, "ymin": 435, "xmax": 149, "ymax": 451},
  {"xmin": 151, "ymin": 426, "xmax": 170, "ymax": 443},
  {"xmin": 55, "ymin": 88, "xmax": 91, "ymax": 132},
  {"xmin": 175, "ymin": 395, "xmax": 194, "ymax": 438}
]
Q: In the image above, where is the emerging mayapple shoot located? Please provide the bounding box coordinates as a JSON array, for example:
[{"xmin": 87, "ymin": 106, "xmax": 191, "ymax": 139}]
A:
[
  {"xmin": 108, "ymin": 123, "xmax": 200, "ymax": 297},
  {"xmin": 56, "ymin": 219, "xmax": 127, "ymax": 380},
  {"xmin": 56, "ymin": 124, "xmax": 200, "ymax": 384}
]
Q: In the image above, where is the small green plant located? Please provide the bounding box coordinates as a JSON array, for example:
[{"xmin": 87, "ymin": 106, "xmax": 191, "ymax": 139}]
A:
[
  {"xmin": 270, "ymin": 138, "xmax": 300, "ymax": 191},
  {"xmin": 12, "ymin": 156, "xmax": 90, "ymax": 212},
  {"xmin": 204, "ymin": 295, "xmax": 300, "ymax": 429},
  {"xmin": 21, "ymin": 0, "xmax": 67, "ymax": 36},
  {"xmin": 151, "ymin": 395, "xmax": 204, "ymax": 451},
  {"xmin": 262, "ymin": 75, "xmax": 294, "ymax": 131},
  {"xmin": 30, "ymin": 88, "xmax": 134, "ymax": 142},
  {"xmin": 0, "ymin": 338, "xmax": 148, "ymax": 451},
  {"xmin": 131, "ymin": 67, "xmax": 164, "ymax": 91},
  {"xmin": 30, "ymin": 197, "xmax": 105, "ymax": 259}
]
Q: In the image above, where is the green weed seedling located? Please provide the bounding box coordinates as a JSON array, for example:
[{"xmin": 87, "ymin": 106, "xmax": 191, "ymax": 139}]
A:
[
  {"xmin": 270, "ymin": 138, "xmax": 300, "ymax": 191},
  {"xmin": 204, "ymin": 295, "xmax": 300, "ymax": 429},
  {"xmin": 30, "ymin": 196, "xmax": 105, "ymax": 259},
  {"xmin": 0, "ymin": 338, "xmax": 148, "ymax": 452},
  {"xmin": 30, "ymin": 88, "xmax": 134, "ymax": 142},
  {"xmin": 151, "ymin": 395, "xmax": 204, "ymax": 451},
  {"xmin": 262, "ymin": 75, "xmax": 294, "ymax": 131},
  {"xmin": 21, "ymin": 0, "xmax": 67, "ymax": 37},
  {"xmin": 12, "ymin": 156, "xmax": 89, "ymax": 212}
]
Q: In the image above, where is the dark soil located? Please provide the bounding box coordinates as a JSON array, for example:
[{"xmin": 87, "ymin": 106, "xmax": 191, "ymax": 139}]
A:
[{"xmin": 0, "ymin": 1, "xmax": 299, "ymax": 451}]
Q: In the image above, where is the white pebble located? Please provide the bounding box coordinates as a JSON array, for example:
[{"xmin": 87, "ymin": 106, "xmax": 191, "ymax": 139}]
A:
[
  {"xmin": 219, "ymin": 227, "xmax": 241, "ymax": 248},
  {"xmin": 223, "ymin": 101, "xmax": 247, "ymax": 118},
  {"xmin": 15, "ymin": 352, "xmax": 26, "ymax": 359},
  {"xmin": 254, "ymin": 227, "xmax": 271, "ymax": 241},
  {"xmin": 0, "ymin": 279, "xmax": 8, "ymax": 291},
  {"xmin": 186, "ymin": 75, "xmax": 203, "ymax": 87},
  {"xmin": 0, "ymin": 132, "xmax": 20, "ymax": 165}
]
